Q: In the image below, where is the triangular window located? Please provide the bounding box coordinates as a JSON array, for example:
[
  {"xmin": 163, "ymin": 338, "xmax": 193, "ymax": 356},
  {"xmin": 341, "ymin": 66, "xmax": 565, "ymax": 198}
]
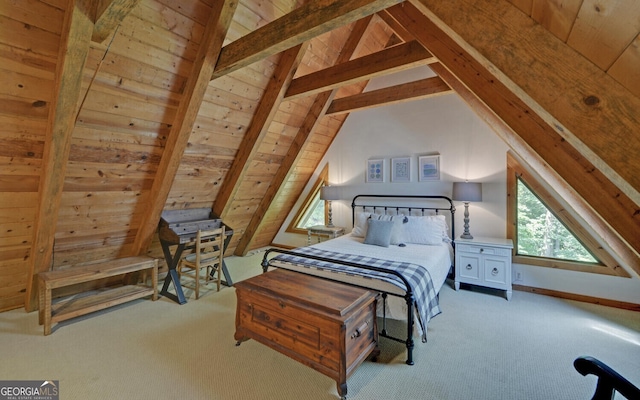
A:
[
  {"xmin": 507, "ymin": 152, "xmax": 628, "ymax": 277},
  {"xmin": 296, "ymin": 190, "xmax": 325, "ymax": 229},
  {"xmin": 516, "ymin": 178, "xmax": 597, "ymax": 263},
  {"xmin": 287, "ymin": 164, "xmax": 329, "ymax": 234}
]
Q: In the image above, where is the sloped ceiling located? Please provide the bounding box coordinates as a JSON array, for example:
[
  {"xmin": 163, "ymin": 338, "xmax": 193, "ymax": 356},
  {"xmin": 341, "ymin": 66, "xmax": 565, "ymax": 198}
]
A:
[{"xmin": 0, "ymin": 0, "xmax": 638, "ymax": 312}]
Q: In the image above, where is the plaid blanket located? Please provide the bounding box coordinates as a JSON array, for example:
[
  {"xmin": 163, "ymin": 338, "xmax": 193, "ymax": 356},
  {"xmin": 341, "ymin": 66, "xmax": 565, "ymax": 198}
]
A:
[{"xmin": 272, "ymin": 247, "xmax": 442, "ymax": 338}]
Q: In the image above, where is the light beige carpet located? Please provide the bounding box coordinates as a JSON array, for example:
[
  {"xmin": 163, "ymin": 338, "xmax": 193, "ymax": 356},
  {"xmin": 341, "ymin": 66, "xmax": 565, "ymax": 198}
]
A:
[{"xmin": 1, "ymin": 250, "xmax": 638, "ymax": 400}]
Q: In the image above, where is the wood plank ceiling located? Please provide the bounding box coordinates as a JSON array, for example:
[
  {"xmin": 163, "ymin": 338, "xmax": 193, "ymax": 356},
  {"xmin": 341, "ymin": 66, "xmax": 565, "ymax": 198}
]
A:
[{"xmin": 0, "ymin": 0, "xmax": 638, "ymax": 312}]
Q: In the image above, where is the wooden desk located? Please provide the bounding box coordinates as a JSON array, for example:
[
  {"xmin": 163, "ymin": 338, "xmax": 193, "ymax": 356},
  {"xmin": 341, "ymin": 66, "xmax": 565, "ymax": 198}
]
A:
[
  {"xmin": 234, "ymin": 269, "xmax": 378, "ymax": 399},
  {"xmin": 158, "ymin": 208, "xmax": 233, "ymax": 304}
]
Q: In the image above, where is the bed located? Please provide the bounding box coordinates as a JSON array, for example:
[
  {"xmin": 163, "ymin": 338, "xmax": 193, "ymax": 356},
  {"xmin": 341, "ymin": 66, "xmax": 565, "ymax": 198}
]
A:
[{"xmin": 261, "ymin": 194, "xmax": 456, "ymax": 365}]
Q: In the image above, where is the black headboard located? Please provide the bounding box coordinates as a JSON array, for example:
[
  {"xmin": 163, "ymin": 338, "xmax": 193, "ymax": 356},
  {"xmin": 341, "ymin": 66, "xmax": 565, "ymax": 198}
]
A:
[{"xmin": 351, "ymin": 194, "xmax": 456, "ymax": 241}]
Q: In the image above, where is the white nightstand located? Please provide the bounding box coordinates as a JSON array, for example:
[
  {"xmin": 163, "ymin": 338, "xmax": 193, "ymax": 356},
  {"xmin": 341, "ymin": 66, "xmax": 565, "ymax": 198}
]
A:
[
  {"xmin": 307, "ymin": 225, "xmax": 345, "ymax": 245},
  {"xmin": 454, "ymin": 236, "xmax": 514, "ymax": 300}
]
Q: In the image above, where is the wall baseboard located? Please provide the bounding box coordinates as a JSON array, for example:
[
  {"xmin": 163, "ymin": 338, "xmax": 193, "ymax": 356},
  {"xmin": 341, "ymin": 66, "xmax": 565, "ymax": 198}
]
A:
[
  {"xmin": 269, "ymin": 242, "xmax": 296, "ymax": 250},
  {"xmin": 513, "ymin": 284, "xmax": 640, "ymax": 312}
]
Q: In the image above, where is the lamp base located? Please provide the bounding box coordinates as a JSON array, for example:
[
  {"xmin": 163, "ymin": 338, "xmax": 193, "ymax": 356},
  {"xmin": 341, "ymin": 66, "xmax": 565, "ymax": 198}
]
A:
[
  {"xmin": 326, "ymin": 201, "xmax": 334, "ymax": 228},
  {"xmin": 461, "ymin": 202, "xmax": 473, "ymax": 240}
]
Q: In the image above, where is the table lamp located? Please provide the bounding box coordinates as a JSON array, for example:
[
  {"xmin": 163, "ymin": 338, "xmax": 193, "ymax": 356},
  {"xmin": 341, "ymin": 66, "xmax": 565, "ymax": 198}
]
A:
[
  {"xmin": 320, "ymin": 185, "xmax": 340, "ymax": 227},
  {"xmin": 452, "ymin": 181, "xmax": 482, "ymax": 239}
]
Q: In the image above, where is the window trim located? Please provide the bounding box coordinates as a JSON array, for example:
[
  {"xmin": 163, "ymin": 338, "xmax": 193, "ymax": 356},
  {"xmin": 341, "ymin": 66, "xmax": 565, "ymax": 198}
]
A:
[
  {"xmin": 286, "ymin": 164, "xmax": 329, "ymax": 235},
  {"xmin": 506, "ymin": 153, "xmax": 627, "ymax": 277}
]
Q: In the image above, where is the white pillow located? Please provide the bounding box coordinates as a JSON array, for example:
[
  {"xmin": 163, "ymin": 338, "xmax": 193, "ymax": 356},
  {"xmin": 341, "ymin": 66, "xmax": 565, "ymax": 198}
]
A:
[
  {"xmin": 423, "ymin": 215, "xmax": 450, "ymax": 241},
  {"xmin": 351, "ymin": 212, "xmax": 372, "ymax": 237},
  {"xmin": 404, "ymin": 216, "xmax": 444, "ymax": 245}
]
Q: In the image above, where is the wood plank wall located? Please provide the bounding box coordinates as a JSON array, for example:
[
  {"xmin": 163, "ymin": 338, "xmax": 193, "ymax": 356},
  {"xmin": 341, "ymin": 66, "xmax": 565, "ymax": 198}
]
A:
[
  {"xmin": 1, "ymin": 0, "xmax": 638, "ymax": 311},
  {"xmin": 0, "ymin": 0, "xmax": 65, "ymax": 310}
]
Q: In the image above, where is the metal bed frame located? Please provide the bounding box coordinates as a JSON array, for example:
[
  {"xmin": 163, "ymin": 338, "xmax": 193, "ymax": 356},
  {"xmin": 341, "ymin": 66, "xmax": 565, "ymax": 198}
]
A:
[{"xmin": 261, "ymin": 194, "xmax": 455, "ymax": 365}]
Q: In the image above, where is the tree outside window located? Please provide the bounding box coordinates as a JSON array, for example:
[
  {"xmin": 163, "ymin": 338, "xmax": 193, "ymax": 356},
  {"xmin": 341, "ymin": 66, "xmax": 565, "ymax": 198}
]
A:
[
  {"xmin": 286, "ymin": 163, "xmax": 329, "ymax": 235},
  {"xmin": 296, "ymin": 191, "xmax": 325, "ymax": 229},
  {"xmin": 516, "ymin": 178, "xmax": 597, "ymax": 263}
]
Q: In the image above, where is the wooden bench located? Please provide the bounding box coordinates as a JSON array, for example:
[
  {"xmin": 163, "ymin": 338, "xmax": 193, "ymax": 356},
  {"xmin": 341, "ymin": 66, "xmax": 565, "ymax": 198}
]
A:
[{"xmin": 38, "ymin": 256, "xmax": 158, "ymax": 335}]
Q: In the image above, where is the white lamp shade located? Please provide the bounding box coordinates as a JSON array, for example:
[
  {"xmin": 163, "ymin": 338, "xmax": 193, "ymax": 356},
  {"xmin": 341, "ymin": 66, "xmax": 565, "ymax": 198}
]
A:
[
  {"xmin": 452, "ymin": 181, "xmax": 482, "ymax": 202},
  {"xmin": 320, "ymin": 185, "xmax": 340, "ymax": 201}
]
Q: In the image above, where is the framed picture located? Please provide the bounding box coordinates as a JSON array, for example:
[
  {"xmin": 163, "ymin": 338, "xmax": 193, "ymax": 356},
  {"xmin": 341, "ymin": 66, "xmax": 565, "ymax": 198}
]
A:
[
  {"xmin": 366, "ymin": 158, "xmax": 384, "ymax": 182},
  {"xmin": 391, "ymin": 157, "xmax": 411, "ymax": 182},
  {"xmin": 419, "ymin": 155, "xmax": 440, "ymax": 181}
]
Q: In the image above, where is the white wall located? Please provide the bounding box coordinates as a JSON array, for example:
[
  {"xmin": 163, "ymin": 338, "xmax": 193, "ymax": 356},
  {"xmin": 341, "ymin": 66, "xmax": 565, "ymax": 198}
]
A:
[{"xmin": 273, "ymin": 68, "xmax": 640, "ymax": 305}]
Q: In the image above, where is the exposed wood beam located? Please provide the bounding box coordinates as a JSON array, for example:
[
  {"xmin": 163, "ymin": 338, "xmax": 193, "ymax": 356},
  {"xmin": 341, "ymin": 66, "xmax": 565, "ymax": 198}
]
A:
[
  {"xmin": 92, "ymin": 0, "xmax": 141, "ymax": 42},
  {"xmin": 386, "ymin": 3, "xmax": 640, "ymax": 273},
  {"xmin": 234, "ymin": 16, "xmax": 372, "ymax": 255},
  {"xmin": 25, "ymin": 0, "xmax": 95, "ymax": 311},
  {"xmin": 212, "ymin": 44, "xmax": 309, "ymax": 222},
  {"xmin": 131, "ymin": 0, "xmax": 237, "ymax": 256},
  {"xmin": 430, "ymin": 64, "xmax": 638, "ymax": 279},
  {"xmin": 377, "ymin": 9, "xmax": 414, "ymax": 41},
  {"xmin": 284, "ymin": 40, "xmax": 436, "ymax": 100},
  {"xmin": 326, "ymin": 75, "xmax": 452, "ymax": 115},
  {"xmin": 211, "ymin": 0, "xmax": 403, "ymax": 79},
  {"xmin": 235, "ymin": 90, "xmax": 336, "ymax": 256},
  {"xmin": 410, "ymin": 0, "xmax": 640, "ymax": 203}
]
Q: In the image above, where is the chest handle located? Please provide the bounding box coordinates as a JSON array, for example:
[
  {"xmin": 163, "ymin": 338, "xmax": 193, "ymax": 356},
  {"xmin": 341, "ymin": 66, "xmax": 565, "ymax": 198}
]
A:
[{"xmin": 350, "ymin": 320, "xmax": 370, "ymax": 340}]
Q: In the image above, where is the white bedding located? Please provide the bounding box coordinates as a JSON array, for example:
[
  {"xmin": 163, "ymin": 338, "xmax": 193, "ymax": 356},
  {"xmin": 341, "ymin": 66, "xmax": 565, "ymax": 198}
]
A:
[
  {"xmin": 301, "ymin": 234, "xmax": 452, "ymax": 294},
  {"xmin": 267, "ymin": 233, "xmax": 453, "ymax": 336}
]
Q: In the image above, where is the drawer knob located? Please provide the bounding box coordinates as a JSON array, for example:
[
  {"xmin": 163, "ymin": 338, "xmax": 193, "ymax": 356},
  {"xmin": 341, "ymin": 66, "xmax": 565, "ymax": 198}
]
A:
[
  {"xmin": 351, "ymin": 320, "xmax": 369, "ymax": 340},
  {"xmin": 491, "ymin": 268, "xmax": 499, "ymax": 276},
  {"xmin": 466, "ymin": 264, "xmax": 472, "ymax": 270},
  {"xmin": 480, "ymin": 248, "xmax": 484, "ymax": 253}
]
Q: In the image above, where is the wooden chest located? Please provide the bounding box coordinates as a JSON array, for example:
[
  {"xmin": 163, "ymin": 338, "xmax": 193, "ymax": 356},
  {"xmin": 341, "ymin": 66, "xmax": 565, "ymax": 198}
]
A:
[{"xmin": 234, "ymin": 269, "xmax": 378, "ymax": 399}]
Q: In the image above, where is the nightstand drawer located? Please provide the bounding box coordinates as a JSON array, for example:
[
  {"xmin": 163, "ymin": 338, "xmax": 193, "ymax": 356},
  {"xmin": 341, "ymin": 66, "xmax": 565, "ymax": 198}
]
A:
[
  {"xmin": 484, "ymin": 257, "xmax": 508, "ymax": 286},
  {"xmin": 457, "ymin": 244, "xmax": 510, "ymax": 257},
  {"xmin": 458, "ymin": 255, "xmax": 480, "ymax": 281}
]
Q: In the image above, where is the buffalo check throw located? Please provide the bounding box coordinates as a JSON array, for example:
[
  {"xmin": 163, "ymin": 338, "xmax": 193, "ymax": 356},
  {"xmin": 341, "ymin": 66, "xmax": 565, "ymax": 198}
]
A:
[{"xmin": 272, "ymin": 247, "xmax": 442, "ymax": 339}]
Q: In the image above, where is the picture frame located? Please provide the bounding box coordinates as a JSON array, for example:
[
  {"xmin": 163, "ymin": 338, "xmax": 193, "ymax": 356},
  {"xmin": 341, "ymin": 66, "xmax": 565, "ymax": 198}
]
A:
[
  {"xmin": 391, "ymin": 157, "xmax": 411, "ymax": 182},
  {"xmin": 366, "ymin": 158, "xmax": 385, "ymax": 183},
  {"xmin": 418, "ymin": 155, "xmax": 440, "ymax": 181}
]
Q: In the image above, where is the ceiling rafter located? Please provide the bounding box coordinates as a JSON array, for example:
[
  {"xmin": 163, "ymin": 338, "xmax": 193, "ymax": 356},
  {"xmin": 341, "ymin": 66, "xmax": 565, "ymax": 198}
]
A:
[
  {"xmin": 284, "ymin": 40, "xmax": 436, "ymax": 100},
  {"xmin": 131, "ymin": 0, "xmax": 237, "ymax": 256},
  {"xmin": 212, "ymin": 43, "xmax": 309, "ymax": 223},
  {"xmin": 25, "ymin": 0, "xmax": 97, "ymax": 311},
  {"xmin": 211, "ymin": 0, "xmax": 404, "ymax": 79},
  {"xmin": 326, "ymin": 74, "xmax": 452, "ymax": 115},
  {"xmin": 386, "ymin": 2, "xmax": 640, "ymax": 274},
  {"xmin": 430, "ymin": 60, "xmax": 640, "ymax": 278},
  {"xmin": 411, "ymin": 0, "xmax": 640, "ymax": 201},
  {"xmin": 235, "ymin": 89, "xmax": 337, "ymax": 256},
  {"xmin": 92, "ymin": 0, "xmax": 142, "ymax": 42},
  {"xmin": 377, "ymin": 8, "xmax": 414, "ymax": 40},
  {"xmin": 235, "ymin": 15, "xmax": 374, "ymax": 255}
]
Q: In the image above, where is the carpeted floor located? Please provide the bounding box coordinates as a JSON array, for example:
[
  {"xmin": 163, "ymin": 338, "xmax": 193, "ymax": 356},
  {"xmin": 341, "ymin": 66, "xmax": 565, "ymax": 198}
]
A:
[{"xmin": 1, "ymin": 250, "xmax": 638, "ymax": 400}]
